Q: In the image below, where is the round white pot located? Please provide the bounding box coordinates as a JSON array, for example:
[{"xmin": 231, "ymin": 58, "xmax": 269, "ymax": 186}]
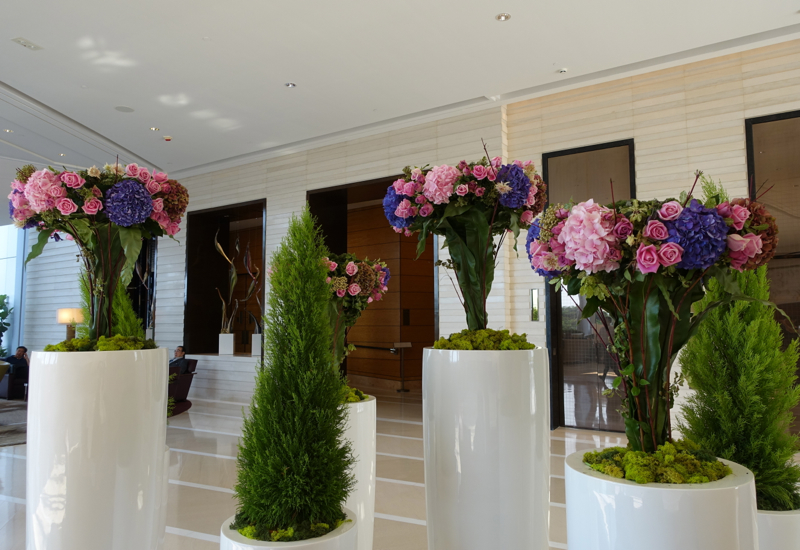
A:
[
  {"xmin": 26, "ymin": 348, "xmax": 169, "ymax": 550},
  {"xmin": 758, "ymin": 508, "xmax": 800, "ymax": 550},
  {"xmin": 423, "ymin": 348, "xmax": 550, "ymax": 550},
  {"xmin": 565, "ymin": 451, "xmax": 758, "ymax": 550},
  {"xmin": 344, "ymin": 396, "xmax": 376, "ymax": 550},
  {"xmin": 219, "ymin": 508, "xmax": 357, "ymax": 550}
]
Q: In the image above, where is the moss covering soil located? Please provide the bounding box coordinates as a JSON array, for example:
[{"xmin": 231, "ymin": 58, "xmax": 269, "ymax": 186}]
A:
[
  {"xmin": 584, "ymin": 440, "xmax": 733, "ymax": 484},
  {"xmin": 433, "ymin": 329, "xmax": 536, "ymax": 350},
  {"xmin": 44, "ymin": 335, "xmax": 157, "ymax": 352},
  {"xmin": 233, "ymin": 516, "xmax": 351, "ymax": 542}
]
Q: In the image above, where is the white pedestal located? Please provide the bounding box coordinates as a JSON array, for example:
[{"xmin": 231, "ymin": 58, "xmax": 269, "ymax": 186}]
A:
[
  {"xmin": 565, "ymin": 451, "xmax": 759, "ymax": 550},
  {"xmin": 219, "ymin": 508, "xmax": 357, "ymax": 549},
  {"xmin": 344, "ymin": 397, "xmax": 376, "ymax": 550},
  {"xmin": 758, "ymin": 508, "xmax": 800, "ymax": 550},
  {"xmin": 252, "ymin": 333, "xmax": 262, "ymax": 357},
  {"xmin": 422, "ymin": 348, "xmax": 550, "ymax": 550},
  {"xmin": 219, "ymin": 333, "xmax": 234, "ymax": 355},
  {"xmin": 27, "ymin": 348, "xmax": 169, "ymax": 550}
]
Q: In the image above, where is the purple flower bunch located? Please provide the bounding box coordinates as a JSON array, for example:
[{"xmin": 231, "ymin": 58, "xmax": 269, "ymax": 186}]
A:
[
  {"xmin": 526, "ymin": 222, "xmax": 562, "ymax": 277},
  {"xmin": 383, "ymin": 186, "xmax": 415, "ymax": 230},
  {"xmin": 105, "ymin": 179, "xmax": 153, "ymax": 227},
  {"xmin": 663, "ymin": 199, "xmax": 728, "ymax": 270},
  {"xmin": 495, "ymin": 164, "xmax": 531, "ymax": 209}
]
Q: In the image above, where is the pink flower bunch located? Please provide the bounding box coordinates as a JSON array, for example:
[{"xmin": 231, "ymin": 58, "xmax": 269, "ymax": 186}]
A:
[
  {"xmin": 422, "ymin": 165, "xmax": 461, "ymax": 205},
  {"xmin": 23, "ymin": 169, "xmax": 63, "ymax": 213},
  {"xmin": 635, "ymin": 242, "xmax": 684, "ymax": 274},
  {"xmin": 716, "ymin": 202, "xmax": 751, "ymax": 230},
  {"xmin": 727, "ymin": 233, "xmax": 762, "ymax": 271},
  {"xmin": 557, "ymin": 200, "xmax": 621, "ymax": 274}
]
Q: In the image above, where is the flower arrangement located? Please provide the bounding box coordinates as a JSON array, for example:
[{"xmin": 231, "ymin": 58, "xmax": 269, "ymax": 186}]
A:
[
  {"xmin": 384, "ymin": 151, "xmax": 547, "ymax": 330},
  {"xmin": 527, "ymin": 174, "xmax": 779, "ymax": 454},
  {"xmin": 8, "ymin": 162, "xmax": 188, "ymax": 340},
  {"xmin": 325, "ymin": 253, "xmax": 390, "ymax": 367}
]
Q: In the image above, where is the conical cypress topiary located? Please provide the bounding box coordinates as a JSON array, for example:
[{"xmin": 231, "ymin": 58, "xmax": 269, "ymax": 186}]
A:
[
  {"xmin": 679, "ymin": 266, "xmax": 800, "ymax": 511},
  {"xmin": 231, "ymin": 206, "xmax": 355, "ymax": 541}
]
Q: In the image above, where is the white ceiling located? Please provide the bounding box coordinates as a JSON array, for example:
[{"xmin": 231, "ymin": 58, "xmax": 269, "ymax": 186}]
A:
[{"xmin": 1, "ymin": 0, "xmax": 800, "ymax": 182}]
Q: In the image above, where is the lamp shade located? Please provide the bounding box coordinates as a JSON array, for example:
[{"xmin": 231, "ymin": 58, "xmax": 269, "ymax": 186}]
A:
[{"xmin": 57, "ymin": 308, "xmax": 84, "ymax": 325}]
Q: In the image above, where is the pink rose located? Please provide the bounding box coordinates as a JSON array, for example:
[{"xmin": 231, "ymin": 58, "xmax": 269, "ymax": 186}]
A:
[
  {"xmin": 551, "ymin": 222, "xmax": 564, "ymax": 236},
  {"xmin": 152, "ymin": 198, "xmax": 164, "ymax": 213},
  {"xmin": 520, "ymin": 210, "xmax": 534, "ymax": 225},
  {"xmin": 404, "ymin": 228, "xmax": 412, "ymax": 237},
  {"xmin": 336, "ymin": 289, "xmax": 346, "ymax": 298},
  {"xmin": 410, "ymin": 168, "xmax": 424, "ymax": 183},
  {"xmin": 328, "ymin": 261, "xmax": 338, "ymax": 271},
  {"xmin": 55, "ymin": 198, "xmax": 78, "ymax": 216},
  {"xmin": 346, "ymin": 262, "xmax": 358, "ymax": 276},
  {"xmin": 524, "ymin": 184, "xmax": 538, "ymax": 206},
  {"xmin": 420, "ymin": 203, "xmax": 434, "ymax": 217},
  {"xmin": 371, "ymin": 290, "xmax": 382, "ymax": 302},
  {"xmin": 556, "ymin": 208, "xmax": 569, "ymax": 219},
  {"xmin": 60, "ymin": 172, "xmax": 86, "ymax": 188},
  {"xmin": 657, "ymin": 242, "xmax": 683, "ymax": 267},
  {"xmin": 394, "ymin": 199, "xmax": 417, "ymax": 219},
  {"xmin": 549, "ymin": 237, "xmax": 566, "ymax": 255},
  {"xmin": 415, "ymin": 195, "xmax": 427, "ymax": 205},
  {"xmin": 490, "ymin": 156, "xmax": 502, "ymax": 168},
  {"xmin": 367, "ymin": 297, "xmax": 373, "ymax": 303},
  {"xmin": 636, "ymin": 244, "xmax": 660, "ymax": 274},
  {"xmin": 160, "ymin": 182, "xmax": 171, "ymax": 194},
  {"xmin": 612, "ymin": 218, "xmax": 634, "ymax": 239},
  {"xmin": 403, "ymin": 181, "xmax": 418, "ymax": 196},
  {"xmin": 125, "ymin": 163, "xmax": 140, "ymax": 178},
  {"xmin": 48, "ymin": 185, "xmax": 67, "ymax": 198},
  {"xmin": 422, "ymin": 165, "xmax": 460, "ymax": 205},
  {"xmin": 145, "ymin": 180, "xmax": 161, "ymax": 195},
  {"xmin": 512, "ymin": 159, "xmax": 523, "ymax": 168},
  {"xmin": 153, "ymin": 171, "xmax": 169, "ymax": 184},
  {"xmin": 643, "ymin": 220, "xmax": 669, "ymax": 241},
  {"xmin": 730, "ymin": 204, "xmax": 750, "ymax": 231},
  {"xmin": 82, "ymin": 197, "xmax": 103, "ymax": 215},
  {"xmin": 607, "ymin": 247, "xmax": 622, "ymax": 262},
  {"xmin": 472, "ymin": 165, "xmax": 488, "ymax": 180},
  {"xmin": 166, "ymin": 222, "xmax": 180, "ymax": 236},
  {"xmin": 348, "ymin": 284, "xmax": 361, "ymax": 296},
  {"xmin": 658, "ymin": 201, "xmax": 683, "ymax": 221},
  {"xmin": 456, "ymin": 184, "xmax": 469, "ymax": 196},
  {"xmin": 392, "ymin": 179, "xmax": 406, "ymax": 194},
  {"xmin": 727, "ymin": 233, "xmax": 762, "ymax": 257},
  {"xmin": 475, "ymin": 187, "xmax": 486, "ymax": 197},
  {"xmin": 486, "ymin": 167, "xmax": 497, "ymax": 182},
  {"xmin": 91, "ymin": 187, "xmax": 102, "ymax": 197},
  {"xmin": 716, "ymin": 202, "xmax": 732, "ymax": 218},
  {"xmin": 150, "ymin": 210, "xmax": 170, "ymax": 227},
  {"xmin": 326, "ymin": 277, "xmax": 332, "ymax": 284},
  {"xmin": 138, "ymin": 168, "xmax": 151, "ymax": 183}
]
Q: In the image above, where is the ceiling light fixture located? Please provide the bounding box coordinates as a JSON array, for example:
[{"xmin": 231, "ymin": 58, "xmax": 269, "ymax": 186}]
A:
[
  {"xmin": 11, "ymin": 37, "xmax": 43, "ymax": 51},
  {"xmin": 558, "ymin": 68, "xmax": 568, "ymax": 74},
  {"xmin": 115, "ymin": 106, "xmax": 135, "ymax": 113},
  {"xmin": 495, "ymin": 13, "xmax": 511, "ymax": 21},
  {"xmin": 59, "ymin": 154, "xmax": 66, "ymax": 157},
  {"xmin": 285, "ymin": 82, "xmax": 297, "ymax": 88},
  {"xmin": 150, "ymin": 127, "xmax": 159, "ymax": 131},
  {"xmin": 164, "ymin": 136, "xmax": 172, "ymax": 142},
  {"xmin": 3, "ymin": 129, "xmax": 12, "ymax": 133}
]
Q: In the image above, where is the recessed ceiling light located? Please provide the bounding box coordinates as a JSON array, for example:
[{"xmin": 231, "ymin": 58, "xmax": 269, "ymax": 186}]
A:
[
  {"xmin": 495, "ymin": 13, "xmax": 511, "ymax": 21},
  {"xmin": 115, "ymin": 106, "xmax": 135, "ymax": 113},
  {"xmin": 150, "ymin": 127, "xmax": 159, "ymax": 131},
  {"xmin": 202, "ymin": 36, "xmax": 212, "ymax": 41},
  {"xmin": 11, "ymin": 37, "xmax": 43, "ymax": 51},
  {"xmin": 558, "ymin": 68, "xmax": 568, "ymax": 74},
  {"xmin": 59, "ymin": 153, "xmax": 66, "ymax": 157},
  {"xmin": 285, "ymin": 82, "xmax": 297, "ymax": 88},
  {"xmin": 164, "ymin": 136, "xmax": 172, "ymax": 142},
  {"xmin": 3, "ymin": 129, "xmax": 12, "ymax": 133}
]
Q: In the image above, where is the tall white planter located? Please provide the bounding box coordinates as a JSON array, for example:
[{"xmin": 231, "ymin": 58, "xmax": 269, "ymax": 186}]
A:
[
  {"xmin": 219, "ymin": 508, "xmax": 357, "ymax": 549},
  {"xmin": 252, "ymin": 333, "xmax": 262, "ymax": 357},
  {"xmin": 423, "ymin": 348, "xmax": 550, "ymax": 550},
  {"xmin": 27, "ymin": 348, "xmax": 169, "ymax": 550},
  {"xmin": 220, "ymin": 333, "xmax": 235, "ymax": 355},
  {"xmin": 344, "ymin": 396, "xmax": 376, "ymax": 550},
  {"xmin": 565, "ymin": 451, "xmax": 758, "ymax": 550},
  {"xmin": 758, "ymin": 509, "xmax": 800, "ymax": 550}
]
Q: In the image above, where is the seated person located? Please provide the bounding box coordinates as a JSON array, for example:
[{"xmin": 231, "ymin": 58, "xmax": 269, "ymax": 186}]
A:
[
  {"xmin": 3, "ymin": 346, "xmax": 29, "ymax": 376},
  {"xmin": 169, "ymin": 345, "xmax": 190, "ymax": 374}
]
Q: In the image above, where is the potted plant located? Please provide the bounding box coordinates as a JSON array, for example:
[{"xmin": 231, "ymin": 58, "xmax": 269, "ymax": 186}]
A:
[
  {"xmin": 0, "ymin": 294, "xmax": 12, "ymax": 356},
  {"xmin": 528, "ymin": 175, "xmax": 777, "ymax": 549},
  {"xmin": 9, "ymin": 161, "xmax": 188, "ymax": 549},
  {"xmin": 679, "ymin": 265, "xmax": 800, "ymax": 550},
  {"xmin": 383, "ymin": 151, "xmax": 550, "ymax": 550},
  {"xmin": 221, "ymin": 207, "xmax": 357, "ymax": 549},
  {"xmin": 325, "ymin": 252, "xmax": 390, "ymax": 550}
]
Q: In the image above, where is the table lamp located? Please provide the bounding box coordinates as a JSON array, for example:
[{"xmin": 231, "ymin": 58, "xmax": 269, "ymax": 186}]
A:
[{"xmin": 57, "ymin": 308, "xmax": 84, "ymax": 341}]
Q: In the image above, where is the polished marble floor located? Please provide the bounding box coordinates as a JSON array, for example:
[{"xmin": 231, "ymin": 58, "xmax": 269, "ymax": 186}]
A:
[{"xmin": 0, "ymin": 388, "xmax": 629, "ymax": 549}]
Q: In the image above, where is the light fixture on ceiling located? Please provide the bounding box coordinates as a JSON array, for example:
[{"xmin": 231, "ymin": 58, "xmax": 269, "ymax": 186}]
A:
[
  {"xmin": 59, "ymin": 153, "xmax": 66, "ymax": 157},
  {"xmin": 150, "ymin": 127, "xmax": 159, "ymax": 131},
  {"xmin": 3, "ymin": 129, "xmax": 12, "ymax": 133},
  {"xmin": 285, "ymin": 82, "xmax": 297, "ymax": 88},
  {"xmin": 164, "ymin": 136, "xmax": 172, "ymax": 142},
  {"xmin": 495, "ymin": 13, "xmax": 511, "ymax": 21},
  {"xmin": 11, "ymin": 37, "xmax": 43, "ymax": 51},
  {"xmin": 115, "ymin": 106, "xmax": 135, "ymax": 113},
  {"xmin": 558, "ymin": 68, "xmax": 568, "ymax": 74}
]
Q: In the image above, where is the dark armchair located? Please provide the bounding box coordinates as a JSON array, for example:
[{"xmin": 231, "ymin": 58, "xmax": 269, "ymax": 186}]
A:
[{"xmin": 0, "ymin": 366, "xmax": 28, "ymax": 400}]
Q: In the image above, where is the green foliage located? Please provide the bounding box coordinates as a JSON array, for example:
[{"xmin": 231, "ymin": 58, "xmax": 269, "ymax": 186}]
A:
[
  {"xmin": 77, "ymin": 271, "xmax": 145, "ymax": 340},
  {"xmin": 44, "ymin": 335, "xmax": 156, "ymax": 352},
  {"xmin": 679, "ymin": 266, "xmax": 800, "ymax": 511},
  {"xmin": 434, "ymin": 329, "xmax": 536, "ymax": 350},
  {"xmin": 342, "ymin": 385, "xmax": 367, "ymax": 403},
  {"xmin": 584, "ymin": 440, "xmax": 732, "ymax": 484},
  {"xmin": 167, "ymin": 397, "xmax": 175, "ymax": 418},
  {"xmin": 231, "ymin": 206, "xmax": 354, "ymax": 542},
  {"xmin": 0, "ymin": 294, "xmax": 12, "ymax": 354}
]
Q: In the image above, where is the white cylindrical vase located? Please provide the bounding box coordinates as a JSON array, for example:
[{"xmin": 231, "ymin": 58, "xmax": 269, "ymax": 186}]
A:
[
  {"xmin": 252, "ymin": 333, "xmax": 262, "ymax": 358},
  {"xmin": 565, "ymin": 451, "xmax": 758, "ymax": 550},
  {"xmin": 423, "ymin": 348, "xmax": 550, "ymax": 550},
  {"xmin": 219, "ymin": 508, "xmax": 357, "ymax": 550},
  {"xmin": 220, "ymin": 333, "xmax": 235, "ymax": 355},
  {"xmin": 27, "ymin": 348, "xmax": 168, "ymax": 550},
  {"xmin": 344, "ymin": 396, "xmax": 376, "ymax": 550},
  {"xmin": 758, "ymin": 508, "xmax": 800, "ymax": 550}
]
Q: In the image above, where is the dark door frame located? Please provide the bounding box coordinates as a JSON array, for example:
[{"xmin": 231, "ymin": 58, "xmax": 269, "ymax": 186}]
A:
[
  {"xmin": 745, "ymin": 109, "xmax": 800, "ymax": 204},
  {"xmin": 541, "ymin": 138, "xmax": 636, "ymax": 430}
]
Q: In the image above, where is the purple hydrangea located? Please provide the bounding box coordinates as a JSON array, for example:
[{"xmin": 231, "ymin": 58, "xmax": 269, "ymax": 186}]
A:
[
  {"xmin": 105, "ymin": 179, "xmax": 153, "ymax": 227},
  {"xmin": 663, "ymin": 199, "xmax": 728, "ymax": 270},
  {"xmin": 8, "ymin": 194, "xmax": 36, "ymax": 229},
  {"xmin": 526, "ymin": 222, "xmax": 561, "ymax": 277},
  {"xmin": 380, "ymin": 266, "xmax": 391, "ymax": 285},
  {"xmin": 383, "ymin": 185, "xmax": 414, "ymax": 229},
  {"xmin": 495, "ymin": 164, "xmax": 531, "ymax": 209}
]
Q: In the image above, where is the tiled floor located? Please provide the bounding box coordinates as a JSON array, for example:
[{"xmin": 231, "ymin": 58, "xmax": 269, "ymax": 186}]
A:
[{"xmin": 0, "ymin": 388, "xmax": 629, "ymax": 549}]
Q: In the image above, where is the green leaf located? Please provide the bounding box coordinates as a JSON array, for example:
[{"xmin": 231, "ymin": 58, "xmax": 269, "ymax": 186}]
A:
[
  {"xmin": 25, "ymin": 230, "xmax": 51, "ymax": 265},
  {"xmin": 654, "ymin": 274, "xmax": 679, "ymax": 319},
  {"xmin": 624, "ymin": 270, "xmax": 633, "ymax": 282},
  {"xmin": 567, "ymin": 277, "xmax": 581, "ymax": 296},
  {"xmin": 581, "ymin": 297, "xmax": 600, "ymax": 320},
  {"xmin": 630, "ymin": 386, "xmax": 641, "ymax": 397},
  {"xmin": 118, "ymin": 227, "xmax": 143, "ymax": 287},
  {"xmin": 612, "ymin": 376, "xmax": 622, "ymax": 389},
  {"xmin": 639, "ymin": 379, "xmax": 650, "ymax": 385}
]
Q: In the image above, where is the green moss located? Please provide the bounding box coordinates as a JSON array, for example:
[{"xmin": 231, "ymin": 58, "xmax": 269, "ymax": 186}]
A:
[
  {"xmin": 433, "ymin": 329, "xmax": 536, "ymax": 351},
  {"xmin": 43, "ymin": 335, "xmax": 157, "ymax": 352},
  {"xmin": 238, "ymin": 525, "xmax": 258, "ymax": 540},
  {"xmin": 583, "ymin": 440, "xmax": 733, "ymax": 484},
  {"xmin": 342, "ymin": 385, "xmax": 367, "ymax": 403}
]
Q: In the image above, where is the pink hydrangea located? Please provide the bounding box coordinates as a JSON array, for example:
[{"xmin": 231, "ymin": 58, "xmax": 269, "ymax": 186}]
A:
[
  {"xmin": 557, "ymin": 200, "xmax": 620, "ymax": 273},
  {"xmin": 423, "ymin": 165, "xmax": 460, "ymax": 204},
  {"xmin": 24, "ymin": 169, "xmax": 61, "ymax": 212}
]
